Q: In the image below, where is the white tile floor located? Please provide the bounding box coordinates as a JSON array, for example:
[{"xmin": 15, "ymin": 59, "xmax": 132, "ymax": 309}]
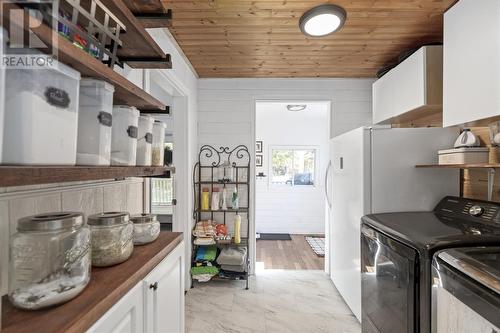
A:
[{"xmin": 186, "ymin": 270, "xmax": 361, "ymax": 333}]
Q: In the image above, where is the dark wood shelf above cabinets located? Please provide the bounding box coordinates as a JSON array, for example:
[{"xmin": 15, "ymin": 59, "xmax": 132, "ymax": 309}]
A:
[
  {"xmin": 122, "ymin": 1, "xmax": 172, "ymax": 28},
  {"xmin": 0, "ymin": 166, "xmax": 175, "ymax": 187}
]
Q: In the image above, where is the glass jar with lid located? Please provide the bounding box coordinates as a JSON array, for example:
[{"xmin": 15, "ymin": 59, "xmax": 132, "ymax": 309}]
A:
[
  {"xmin": 9, "ymin": 212, "xmax": 91, "ymax": 310},
  {"xmin": 131, "ymin": 214, "xmax": 161, "ymax": 245},
  {"xmin": 87, "ymin": 212, "xmax": 134, "ymax": 267}
]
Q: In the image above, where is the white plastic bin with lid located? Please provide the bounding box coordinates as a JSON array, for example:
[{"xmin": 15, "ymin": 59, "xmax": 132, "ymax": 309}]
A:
[
  {"xmin": 2, "ymin": 60, "xmax": 80, "ymax": 165},
  {"xmin": 152, "ymin": 120, "xmax": 166, "ymax": 166},
  {"xmin": 136, "ymin": 115, "xmax": 154, "ymax": 166},
  {"xmin": 111, "ymin": 106, "xmax": 139, "ymax": 166},
  {"xmin": 77, "ymin": 79, "xmax": 115, "ymax": 165},
  {"xmin": 0, "ymin": 28, "xmax": 6, "ymax": 162}
]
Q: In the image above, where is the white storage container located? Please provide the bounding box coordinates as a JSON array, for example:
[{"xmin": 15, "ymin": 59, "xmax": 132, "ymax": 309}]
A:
[
  {"xmin": 0, "ymin": 28, "xmax": 6, "ymax": 162},
  {"xmin": 136, "ymin": 115, "xmax": 154, "ymax": 166},
  {"xmin": 77, "ymin": 79, "xmax": 114, "ymax": 165},
  {"xmin": 111, "ymin": 106, "xmax": 139, "ymax": 166},
  {"xmin": 152, "ymin": 120, "xmax": 166, "ymax": 166},
  {"xmin": 2, "ymin": 61, "xmax": 80, "ymax": 165},
  {"xmin": 438, "ymin": 147, "xmax": 489, "ymax": 165}
]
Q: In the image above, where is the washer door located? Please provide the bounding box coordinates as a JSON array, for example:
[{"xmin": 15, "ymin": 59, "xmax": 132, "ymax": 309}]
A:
[{"xmin": 361, "ymin": 224, "xmax": 418, "ymax": 333}]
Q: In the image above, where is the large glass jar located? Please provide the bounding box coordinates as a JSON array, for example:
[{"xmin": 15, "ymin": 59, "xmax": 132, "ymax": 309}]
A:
[
  {"xmin": 87, "ymin": 212, "xmax": 134, "ymax": 267},
  {"xmin": 9, "ymin": 212, "xmax": 91, "ymax": 310},
  {"xmin": 131, "ymin": 214, "xmax": 160, "ymax": 245}
]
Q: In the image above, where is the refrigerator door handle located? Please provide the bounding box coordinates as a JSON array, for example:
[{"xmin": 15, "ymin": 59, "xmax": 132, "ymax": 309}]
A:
[{"xmin": 325, "ymin": 160, "xmax": 332, "ymax": 208}]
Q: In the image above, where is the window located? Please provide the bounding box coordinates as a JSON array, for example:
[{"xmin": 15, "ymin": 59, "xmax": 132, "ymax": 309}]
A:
[{"xmin": 271, "ymin": 148, "xmax": 316, "ymax": 186}]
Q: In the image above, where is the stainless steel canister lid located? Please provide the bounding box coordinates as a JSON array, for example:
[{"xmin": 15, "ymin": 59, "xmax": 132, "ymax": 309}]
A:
[
  {"xmin": 130, "ymin": 213, "xmax": 157, "ymax": 224},
  {"xmin": 87, "ymin": 212, "xmax": 130, "ymax": 226},
  {"xmin": 17, "ymin": 212, "xmax": 84, "ymax": 232}
]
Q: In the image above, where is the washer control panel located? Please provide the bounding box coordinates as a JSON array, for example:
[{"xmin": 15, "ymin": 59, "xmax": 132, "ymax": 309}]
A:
[{"xmin": 436, "ymin": 197, "xmax": 500, "ymax": 225}]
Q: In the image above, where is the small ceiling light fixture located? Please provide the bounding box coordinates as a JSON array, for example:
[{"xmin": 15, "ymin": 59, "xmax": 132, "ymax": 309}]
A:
[
  {"xmin": 287, "ymin": 104, "xmax": 307, "ymax": 112},
  {"xmin": 299, "ymin": 4, "xmax": 347, "ymax": 37}
]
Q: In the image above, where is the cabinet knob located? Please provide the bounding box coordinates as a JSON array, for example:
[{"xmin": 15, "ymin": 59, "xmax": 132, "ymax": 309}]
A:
[{"xmin": 149, "ymin": 282, "xmax": 158, "ymax": 291}]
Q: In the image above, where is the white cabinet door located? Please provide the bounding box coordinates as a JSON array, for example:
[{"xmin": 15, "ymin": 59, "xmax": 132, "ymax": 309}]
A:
[
  {"xmin": 443, "ymin": 0, "xmax": 500, "ymax": 127},
  {"xmin": 144, "ymin": 242, "xmax": 185, "ymax": 333},
  {"xmin": 87, "ymin": 282, "xmax": 144, "ymax": 333},
  {"xmin": 373, "ymin": 46, "xmax": 443, "ymax": 125}
]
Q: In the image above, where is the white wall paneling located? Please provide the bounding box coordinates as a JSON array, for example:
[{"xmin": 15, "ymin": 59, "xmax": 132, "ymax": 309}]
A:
[
  {"xmin": 198, "ymin": 78, "xmax": 374, "ymax": 272},
  {"xmin": 147, "ymin": 28, "xmax": 198, "ymax": 289}
]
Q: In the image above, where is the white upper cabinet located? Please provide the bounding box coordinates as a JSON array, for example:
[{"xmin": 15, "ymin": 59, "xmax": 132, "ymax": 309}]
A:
[
  {"xmin": 373, "ymin": 45, "xmax": 443, "ymax": 125},
  {"xmin": 443, "ymin": 0, "xmax": 500, "ymax": 127}
]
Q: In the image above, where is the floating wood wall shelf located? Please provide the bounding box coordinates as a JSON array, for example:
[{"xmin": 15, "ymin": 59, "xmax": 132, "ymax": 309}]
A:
[
  {"xmin": 416, "ymin": 164, "xmax": 499, "ymax": 201},
  {"xmin": 0, "ymin": 166, "xmax": 175, "ymax": 187}
]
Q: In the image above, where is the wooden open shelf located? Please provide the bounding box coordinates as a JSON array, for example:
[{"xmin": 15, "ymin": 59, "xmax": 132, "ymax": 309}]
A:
[
  {"xmin": 32, "ymin": 23, "xmax": 167, "ymax": 111},
  {"xmin": 1, "ymin": 2, "xmax": 169, "ymax": 111},
  {"xmin": 122, "ymin": 0, "xmax": 172, "ymax": 28},
  {"xmin": 416, "ymin": 164, "xmax": 500, "ymax": 169},
  {"xmin": 101, "ymin": 0, "xmax": 171, "ymax": 68},
  {"xmin": 0, "ymin": 166, "xmax": 175, "ymax": 187}
]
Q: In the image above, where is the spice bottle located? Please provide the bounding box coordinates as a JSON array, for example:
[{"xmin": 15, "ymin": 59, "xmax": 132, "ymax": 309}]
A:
[
  {"xmin": 231, "ymin": 187, "xmax": 239, "ymax": 210},
  {"xmin": 201, "ymin": 187, "xmax": 210, "ymax": 211},
  {"xmin": 233, "ymin": 214, "xmax": 241, "ymax": 244},
  {"xmin": 211, "ymin": 187, "xmax": 220, "ymax": 211},
  {"xmin": 221, "ymin": 186, "xmax": 228, "ymax": 210}
]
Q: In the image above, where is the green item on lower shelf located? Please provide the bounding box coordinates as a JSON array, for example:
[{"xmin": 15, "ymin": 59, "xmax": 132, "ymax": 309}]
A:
[
  {"xmin": 195, "ymin": 245, "xmax": 218, "ymax": 262},
  {"xmin": 191, "ymin": 266, "xmax": 219, "ymax": 276}
]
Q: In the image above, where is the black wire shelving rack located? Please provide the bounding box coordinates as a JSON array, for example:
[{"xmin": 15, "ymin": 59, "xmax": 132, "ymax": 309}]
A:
[{"xmin": 192, "ymin": 145, "xmax": 250, "ymax": 290}]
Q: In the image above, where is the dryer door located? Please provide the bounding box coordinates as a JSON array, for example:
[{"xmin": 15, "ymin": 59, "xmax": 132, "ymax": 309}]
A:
[{"xmin": 361, "ymin": 224, "xmax": 418, "ymax": 333}]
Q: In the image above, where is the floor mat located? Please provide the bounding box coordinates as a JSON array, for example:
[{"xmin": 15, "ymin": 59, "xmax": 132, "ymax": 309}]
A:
[
  {"xmin": 258, "ymin": 233, "xmax": 292, "ymax": 240},
  {"xmin": 305, "ymin": 236, "xmax": 325, "ymax": 257}
]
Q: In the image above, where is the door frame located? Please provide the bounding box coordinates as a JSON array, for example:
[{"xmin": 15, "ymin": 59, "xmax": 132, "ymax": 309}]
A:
[{"xmin": 253, "ymin": 99, "xmax": 332, "ymax": 273}]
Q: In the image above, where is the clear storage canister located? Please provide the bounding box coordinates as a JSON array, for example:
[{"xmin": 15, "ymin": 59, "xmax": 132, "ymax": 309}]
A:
[
  {"xmin": 152, "ymin": 120, "xmax": 166, "ymax": 166},
  {"xmin": 87, "ymin": 212, "xmax": 134, "ymax": 267},
  {"xmin": 131, "ymin": 214, "xmax": 160, "ymax": 245},
  {"xmin": 111, "ymin": 106, "xmax": 139, "ymax": 166},
  {"xmin": 2, "ymin": 60, "xmax": 80, "ymax": 165},
  {"xmin": 77, "ymin": 79, "xmax": 114, "ymax": 166},
  {"xmin": 9, "ymin": 212, "xmax": 91, "ymax": 310},
  {"xmin": 136, "ymin": 115, "xmax": 154, "ymax": 166}
]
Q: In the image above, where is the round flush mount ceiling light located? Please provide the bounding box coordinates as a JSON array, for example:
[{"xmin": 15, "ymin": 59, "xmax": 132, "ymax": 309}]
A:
[
  {"xmin": 287, "ymin": 104, "xmax": 307, "ymax": 112},
  {"xmin": 299, "ymin": 4, "xmax": 347, "ymax": 37}
]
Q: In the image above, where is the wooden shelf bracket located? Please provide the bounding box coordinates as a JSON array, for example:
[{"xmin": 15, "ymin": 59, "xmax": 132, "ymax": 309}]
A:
[{"xmin": 488, "ymin": 168, "xmax": 496, "ymax": 201}]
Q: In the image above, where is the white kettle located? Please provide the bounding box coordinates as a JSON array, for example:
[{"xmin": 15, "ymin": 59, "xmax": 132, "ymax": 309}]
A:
[{"xmin": 454, "ymin": 129, "xmax": 480, "ymax": 148}]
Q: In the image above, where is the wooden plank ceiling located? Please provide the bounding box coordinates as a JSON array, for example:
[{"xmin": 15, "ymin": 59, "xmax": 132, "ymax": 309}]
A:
[{"xmin": 160, "ymin": 0, "xmax": 456, "ymax": 78}]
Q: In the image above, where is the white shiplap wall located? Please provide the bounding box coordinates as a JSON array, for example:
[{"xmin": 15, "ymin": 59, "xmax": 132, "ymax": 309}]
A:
[{"xmin": 197, "ymin": 78, "xmax": 374, "ymax": 268}]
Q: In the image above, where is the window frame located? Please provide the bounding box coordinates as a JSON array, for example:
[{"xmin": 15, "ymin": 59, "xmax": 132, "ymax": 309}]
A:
[{"xmin": 268, "ymin": 145, "xmax": 319, "ymax": 189}]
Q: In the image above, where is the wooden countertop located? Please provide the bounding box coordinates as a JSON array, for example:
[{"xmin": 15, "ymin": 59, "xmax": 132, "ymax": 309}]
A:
[{"xmin": 1, "ymin": 232, "xmax": 183, "ymax": 333}]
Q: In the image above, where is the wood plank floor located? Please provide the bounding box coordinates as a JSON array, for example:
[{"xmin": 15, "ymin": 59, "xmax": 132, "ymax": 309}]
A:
[{"xmin": 256, "ymin": 235, "xmax": 324, "ymax": 270}]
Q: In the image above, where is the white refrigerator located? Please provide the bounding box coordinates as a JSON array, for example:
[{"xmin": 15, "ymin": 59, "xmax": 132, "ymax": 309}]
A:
[{"xmin": 325, "ymin": 126, "xmax": 460, "ymax": 321}]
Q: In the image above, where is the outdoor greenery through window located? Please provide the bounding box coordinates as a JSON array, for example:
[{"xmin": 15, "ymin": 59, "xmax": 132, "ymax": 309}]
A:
[{"xmin": 271, "ymin": 148, "xmax": 316, "ymax": 186}]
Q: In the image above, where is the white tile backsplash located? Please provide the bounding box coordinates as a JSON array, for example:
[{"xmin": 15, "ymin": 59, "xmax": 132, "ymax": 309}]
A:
[
  {"xmin": 35, "ymin": 193, "xmax": 62, "ymax": 214},
  {"xmin": 126, "ymin": 182, "xmax": 143, "ymax": 215},
  {"xmin": 62, "ymin": 187, "xmax": 104, "ymax": 220},
  {"xmin": 8, "ymin": 197, "xmax": 36, "ymax": 236},
  {"xmin": 103, "ymin": 184, "xmax": 128, "ymax": 212},
  {"xmin": 0, "ymin": 179, "xmax": 144, "ymax": 298}
]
